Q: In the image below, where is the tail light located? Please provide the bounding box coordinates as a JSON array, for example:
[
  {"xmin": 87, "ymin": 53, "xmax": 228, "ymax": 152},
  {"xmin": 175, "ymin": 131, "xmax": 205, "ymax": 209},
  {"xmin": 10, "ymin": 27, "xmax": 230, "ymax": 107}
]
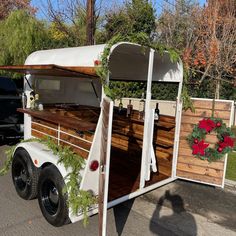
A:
[{"xmin": 89, "ymin": 160, "xmax": 99, "ymax": 171}]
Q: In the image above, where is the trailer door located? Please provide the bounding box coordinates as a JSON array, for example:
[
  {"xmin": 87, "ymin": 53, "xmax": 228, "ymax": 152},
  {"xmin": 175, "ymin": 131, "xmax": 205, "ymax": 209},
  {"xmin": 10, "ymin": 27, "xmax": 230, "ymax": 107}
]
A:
[
  {"xmin": 175, "ymin": 98, "xmax": 234, "ymax": 188},
  {"xmin": 98, "ymin": 97, "xmax": 113, "ymax": 236}
]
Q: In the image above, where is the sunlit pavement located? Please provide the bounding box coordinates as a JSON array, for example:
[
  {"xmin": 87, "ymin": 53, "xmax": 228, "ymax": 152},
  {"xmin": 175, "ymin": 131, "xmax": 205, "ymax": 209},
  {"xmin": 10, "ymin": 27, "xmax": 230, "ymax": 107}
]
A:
[{"xmin": 1, "ymin": 144, "xmax": 236, "ymax": 236}]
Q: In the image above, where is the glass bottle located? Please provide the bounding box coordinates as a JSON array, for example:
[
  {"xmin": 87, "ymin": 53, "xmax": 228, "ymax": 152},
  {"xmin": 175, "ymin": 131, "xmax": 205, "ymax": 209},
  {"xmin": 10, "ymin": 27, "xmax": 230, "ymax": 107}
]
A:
[
  {"xmin": 126, "ymin": 99, "xmax": 133, "ymax": 118},
  {"xmin": 21, "ymin": 92, "xmax": 27, "ymax": 109},
  {"xmin": 34, "ymin": 94, "xmax": 39, "ymax": 110},
  {"xmin": 118, "ymin": 98, "xmax": 123, "ymax": 114},
  {"xmin": 154, "ymin": 102, "xmax": 160, "ymax": 121},
  {"xmin": 29, "ymin": 91, "xmax": 35, "ymax": 109},
  {"xmin": 139, "ymin": 93, "xmax": 145, "ymax": 120}
]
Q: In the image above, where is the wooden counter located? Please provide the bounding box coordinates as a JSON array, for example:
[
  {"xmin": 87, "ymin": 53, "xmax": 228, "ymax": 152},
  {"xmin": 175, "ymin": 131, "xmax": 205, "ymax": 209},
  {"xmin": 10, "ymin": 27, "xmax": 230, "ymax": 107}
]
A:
[{"xmin": 17, "ymin": 108, "xmax": 97, "ymax": 131}]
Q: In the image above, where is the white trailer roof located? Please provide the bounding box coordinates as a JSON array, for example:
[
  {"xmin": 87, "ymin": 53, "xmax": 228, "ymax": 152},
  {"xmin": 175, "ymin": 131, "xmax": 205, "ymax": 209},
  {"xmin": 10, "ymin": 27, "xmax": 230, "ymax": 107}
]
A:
[{"xmin": 0, "ymin": 42, "xmax": 183, "ymax": 83}]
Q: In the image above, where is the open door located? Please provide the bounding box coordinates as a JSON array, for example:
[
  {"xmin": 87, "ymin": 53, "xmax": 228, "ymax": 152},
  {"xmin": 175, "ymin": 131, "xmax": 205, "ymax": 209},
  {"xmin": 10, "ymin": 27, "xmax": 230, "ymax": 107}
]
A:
[
  {"xmin": 176, "ymin": 98, "xmax": 234, "ymax": 188},
  {"xmin": 98, "ymin": 97, "xmax": 113, "ymax": 236}
]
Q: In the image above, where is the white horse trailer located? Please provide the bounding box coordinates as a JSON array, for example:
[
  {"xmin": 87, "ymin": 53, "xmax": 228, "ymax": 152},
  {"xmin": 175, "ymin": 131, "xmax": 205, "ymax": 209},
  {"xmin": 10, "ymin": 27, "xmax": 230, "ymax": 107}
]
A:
[{"xmin": 0, "ymin": 42, "xmax": 233, "ymax": 235}]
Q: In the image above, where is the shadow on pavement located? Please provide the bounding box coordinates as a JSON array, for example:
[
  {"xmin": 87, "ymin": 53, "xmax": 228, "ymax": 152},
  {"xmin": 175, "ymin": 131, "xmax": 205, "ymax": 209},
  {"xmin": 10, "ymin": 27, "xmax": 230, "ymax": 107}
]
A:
[
  {"xmin": 113, "ymin": 198, "xmax": 135, "ymax": 236},
  {"xmin": 150, "ymin": 190, "xmax": 197, "ymax": 236}
]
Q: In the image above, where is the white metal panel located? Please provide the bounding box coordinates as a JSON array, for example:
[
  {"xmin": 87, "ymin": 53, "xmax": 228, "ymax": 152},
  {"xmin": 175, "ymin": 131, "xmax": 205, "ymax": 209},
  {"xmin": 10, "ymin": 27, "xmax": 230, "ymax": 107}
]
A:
[
  {"xmin": 25, "ymin": 42, "xmax": 183, "ymax": 83},
  {"xmin": 25, "ymin": 44, "xmax": 106, "ymax": 67},
  {"xmin": 140, "ymin": 49, "xmax": 154, "ymax": 188},
  {"xmin": 80, "ymin": 114, "xmax": 102, "ymax": 194},
  {"xmin": 102, "ymin": 100, "xmax": 114, "ymax": 236},
  {"xmin": 109, "ymin": 42, "xmax": 183, "ymax": 82},
  {"xmin": 172, "ymin": 77, "xmax": 183, "ymax": 178}
]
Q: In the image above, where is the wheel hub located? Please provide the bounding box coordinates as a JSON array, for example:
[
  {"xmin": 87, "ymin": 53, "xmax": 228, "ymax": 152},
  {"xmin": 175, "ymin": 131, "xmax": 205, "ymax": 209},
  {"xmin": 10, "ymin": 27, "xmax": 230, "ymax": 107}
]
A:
[{"xmin": 49, "ymin": 187, "xmax": 59, "ymax": 205}]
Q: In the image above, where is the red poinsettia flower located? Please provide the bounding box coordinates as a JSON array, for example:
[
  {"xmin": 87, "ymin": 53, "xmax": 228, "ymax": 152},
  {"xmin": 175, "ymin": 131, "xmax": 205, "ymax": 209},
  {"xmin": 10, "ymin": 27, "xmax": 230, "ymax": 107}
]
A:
[
  {"xmin": 219, "ymin": 136, "xmax": 234, "ymax": 149},
  {"xmin": 198, "ymin": 118, "xmax": 215, "ymax": 133},
  {"xmin": 192, "ymin": 140, "xmax": 209, "ymax": 156}
]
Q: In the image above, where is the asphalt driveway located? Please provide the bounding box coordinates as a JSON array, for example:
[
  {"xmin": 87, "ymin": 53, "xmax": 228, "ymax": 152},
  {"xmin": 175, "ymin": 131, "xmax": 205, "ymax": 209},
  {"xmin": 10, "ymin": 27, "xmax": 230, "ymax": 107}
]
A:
[{"xmin": 0, "ymin": 144, "xmax": 236, "ymax": 236}]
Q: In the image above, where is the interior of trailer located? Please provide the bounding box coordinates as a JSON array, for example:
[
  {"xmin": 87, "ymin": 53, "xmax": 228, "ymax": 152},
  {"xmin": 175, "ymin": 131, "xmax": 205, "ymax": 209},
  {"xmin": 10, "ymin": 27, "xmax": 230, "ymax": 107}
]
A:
[{"xmin": 108, "ymin": 95, "xmax": 176, "ymax": 201}]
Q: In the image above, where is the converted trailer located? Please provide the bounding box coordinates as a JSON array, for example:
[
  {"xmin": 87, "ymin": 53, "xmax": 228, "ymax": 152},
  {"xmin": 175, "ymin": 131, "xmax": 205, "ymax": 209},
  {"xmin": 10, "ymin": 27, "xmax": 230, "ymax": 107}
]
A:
[{"xmin": 0, "ymin": 42, "xmax": 234, "ymax": 235}]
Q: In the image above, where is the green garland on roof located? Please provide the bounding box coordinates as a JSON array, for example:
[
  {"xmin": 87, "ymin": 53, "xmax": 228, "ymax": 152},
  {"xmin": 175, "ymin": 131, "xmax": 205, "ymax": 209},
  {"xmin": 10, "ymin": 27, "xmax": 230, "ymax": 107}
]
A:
[
  {"xmin": 96, "ymin": 33, "xmax": 180, "ymax": 99},
  {"xmin": 96, "ymin": 33, "xmax": 192, "ymax": 110}
]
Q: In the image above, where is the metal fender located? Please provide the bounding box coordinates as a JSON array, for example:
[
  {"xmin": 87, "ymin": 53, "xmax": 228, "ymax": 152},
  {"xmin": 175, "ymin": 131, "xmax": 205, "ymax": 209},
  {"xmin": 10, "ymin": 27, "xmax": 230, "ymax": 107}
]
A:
[{"xmin": 13, "ymin": 141, "xmax": 69, "ymax": 178}]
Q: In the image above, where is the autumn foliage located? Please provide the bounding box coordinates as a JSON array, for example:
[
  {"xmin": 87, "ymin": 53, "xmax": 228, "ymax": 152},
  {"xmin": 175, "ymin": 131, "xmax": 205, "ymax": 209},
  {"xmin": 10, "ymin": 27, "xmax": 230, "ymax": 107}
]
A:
[
  {"xmin": 182, "ymin": 0, "xmax": 236, "ymax": 96},
  {"xmin": 0, "ymin": 0, "xmax": 36, "ymax": 20}
]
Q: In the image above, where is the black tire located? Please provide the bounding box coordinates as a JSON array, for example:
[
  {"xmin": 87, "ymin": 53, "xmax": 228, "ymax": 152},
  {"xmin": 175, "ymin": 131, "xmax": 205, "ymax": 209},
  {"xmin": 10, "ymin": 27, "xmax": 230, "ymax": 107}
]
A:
[
  {"xmin": 38, "ymin": 165, "xmax": 70, "ymax": 227},
  {"xmin": 12, "ymin": 148, "xmax": 39, "ymax": 200}
]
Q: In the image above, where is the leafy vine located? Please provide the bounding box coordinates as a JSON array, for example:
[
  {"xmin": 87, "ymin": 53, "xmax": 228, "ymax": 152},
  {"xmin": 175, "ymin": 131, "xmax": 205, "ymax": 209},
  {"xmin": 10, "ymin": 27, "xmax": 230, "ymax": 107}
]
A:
[
  {"xmin": 0, "ymin": 137, "xmax": 97, "ymax": 226},
  {"xmin": 96, "ymin": 32, "xmax": 181, "ymax": 101}
]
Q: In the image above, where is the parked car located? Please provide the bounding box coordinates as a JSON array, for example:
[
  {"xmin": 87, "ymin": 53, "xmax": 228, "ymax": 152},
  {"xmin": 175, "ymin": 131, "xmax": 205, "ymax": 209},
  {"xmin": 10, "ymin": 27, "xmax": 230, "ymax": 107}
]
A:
[{"xmin": 0, "ymin": 76, "xmax": 23, "ymax": 142}]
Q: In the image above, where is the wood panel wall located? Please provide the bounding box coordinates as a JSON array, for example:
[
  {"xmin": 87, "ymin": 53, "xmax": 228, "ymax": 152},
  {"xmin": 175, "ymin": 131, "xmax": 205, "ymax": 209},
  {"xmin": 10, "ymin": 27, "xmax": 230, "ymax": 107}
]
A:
[
  {"xmin": 31, "ymin": 117, "xmax": 94, "ymax": 159},
  {"xmin": 177, "ymin": 99, "xmax": 233, "ymax": 186}
]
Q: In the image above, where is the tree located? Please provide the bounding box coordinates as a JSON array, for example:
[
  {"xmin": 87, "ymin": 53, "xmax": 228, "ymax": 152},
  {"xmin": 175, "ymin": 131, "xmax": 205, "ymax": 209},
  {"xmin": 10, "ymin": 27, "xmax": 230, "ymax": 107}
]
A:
[
  {"xmin": 156, "ymin": 0, "xmax": 201, "ymax": 51},
  {"xmin": 40, "ymin": 0, "xmax": 105, "ymax": 46},
  {"xmin": 183, "ymin": 0, "xmax": 236, "ymax": 99},
  {"xmin": 86, "ymin": 0, "xmax": 95, "ymax": 45},
  {"xmin": 0, "ymin": 10, "xmax": 50, "ymax": 68},
  {"xmin": 0, "ymin": 0, "xmax": 36, "ymax": 20},
  {"xmin": 104, "ymin": 0, "xmax": 156, "ymax": 40}
]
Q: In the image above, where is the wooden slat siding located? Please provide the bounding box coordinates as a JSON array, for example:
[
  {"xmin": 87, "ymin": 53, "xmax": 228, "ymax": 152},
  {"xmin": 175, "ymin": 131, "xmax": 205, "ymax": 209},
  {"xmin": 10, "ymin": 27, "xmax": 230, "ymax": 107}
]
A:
[
  {"xmin": 179, "ymin": 136, "xmax": 219, "ymax": 146},
  {"xmin": 178, "ymin": 146, "xmax": 224, "ymax": 161},
  {"xmin": 32, "ymin": 123, "xmax": 58, "ymax": 138},
  {"xmin": 177, "ymin": 155, "xmax": 224, "ymax": 169},
  {"xmin": 181, "ymin": 116, "xmax": 229, "ymax": 125},
  {"xmin": 60, "ymin": 126, "xmax": 94, "ymax": 142},
  {"xmin": 177, "ymin": 170, "xmax": 222, "ymax": 185},
  {"xmin": 32, "ymin": 117, "xmax": 58, "ymax": 129},
  {"xmin": 59, "ymin": 141, "xmax": 89, "ymax": 159},
  {"xmin": 60, "ymin": 133, "xmax": 91, "ymax": 151},
  {"xmin": 177, "ymin": 162, "xmax": 223, "ymax": 178},
  {"xmin": 183, "ymin": 109, "xmax": 231, "ymax": 120},
  {"xmin": 177, "ymin": 99, "xmax": 232, "ymax": 185},
  {"xmin": 190, "ymin": 100, "xmax": 232, "ymax": 110},
  {"xmin": 32, "ymin": 129, "xmax": 57, "ymax": 142}
]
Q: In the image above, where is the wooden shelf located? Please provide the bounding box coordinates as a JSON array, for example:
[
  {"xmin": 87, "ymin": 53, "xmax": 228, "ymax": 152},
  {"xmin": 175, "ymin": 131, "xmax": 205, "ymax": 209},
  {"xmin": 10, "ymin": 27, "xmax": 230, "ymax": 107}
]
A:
[{"xmin": 17, "ymin": 108, "xmax": 97, "ymax": 131}]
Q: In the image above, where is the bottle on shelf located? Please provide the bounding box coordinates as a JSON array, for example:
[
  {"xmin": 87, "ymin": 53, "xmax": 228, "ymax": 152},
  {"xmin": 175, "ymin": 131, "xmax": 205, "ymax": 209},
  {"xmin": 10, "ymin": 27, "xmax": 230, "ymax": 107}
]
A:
[
  {"xmin": 118, "ymin": 98, "xmax": 123, "ymax": 114},
  {"xmin": 34, "ymin": 94, "xmax": 39, "ymax": 110},
  {"xmin": 138, "ymin": 92, "xmax": 145, "ymax": 120},
  {"xmin": 126, "ymin": 99, "xmax": 133, "ymax": 118},
  {"xmin": 154, "ymin": 102, "xmax": 160, "ymax": 121},
  {"xmin": 21, "ymin": 92, "xmax": 27, "ymax": 109},
  {"xmin": 29, "ymin": 91, "xmax": 35, "ymax": 109}
]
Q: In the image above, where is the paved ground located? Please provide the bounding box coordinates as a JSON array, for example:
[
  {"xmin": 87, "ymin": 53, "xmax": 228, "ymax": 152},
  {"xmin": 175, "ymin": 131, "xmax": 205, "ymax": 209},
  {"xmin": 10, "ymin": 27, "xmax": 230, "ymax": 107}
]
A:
[{"xmin": 0, "ymin": 144, "xmax": 236, "ymax": 236}]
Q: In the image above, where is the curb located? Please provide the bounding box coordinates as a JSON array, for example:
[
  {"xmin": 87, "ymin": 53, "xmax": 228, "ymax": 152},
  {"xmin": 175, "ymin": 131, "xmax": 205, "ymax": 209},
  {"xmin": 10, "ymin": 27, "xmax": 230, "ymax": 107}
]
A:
[{"xmin": 225, "ymin": 179, "xmax": 236, "ymax": 192}]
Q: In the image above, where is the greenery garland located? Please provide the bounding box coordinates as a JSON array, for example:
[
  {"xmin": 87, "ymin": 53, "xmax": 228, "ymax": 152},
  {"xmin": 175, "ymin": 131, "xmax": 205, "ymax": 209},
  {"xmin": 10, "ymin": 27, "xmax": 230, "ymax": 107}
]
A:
[
  {"xmin": 187, "ymin": 117, "xmax": 235, "ymax": 162},
  {"xmin": 0, "ymin": 137, "xmax": 97, "ymax": 226},
  {"xmin": 96, "ymin": 33, "xmax": 180, "ymax": 100}
]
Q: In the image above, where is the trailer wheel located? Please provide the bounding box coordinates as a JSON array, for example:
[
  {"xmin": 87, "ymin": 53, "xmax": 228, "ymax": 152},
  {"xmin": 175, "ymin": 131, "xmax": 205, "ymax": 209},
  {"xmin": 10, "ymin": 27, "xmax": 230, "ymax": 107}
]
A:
[
  {"xmin": 12, "ymin": 148, "xmax": 39, "ymax": 200},
  {"xmin": 38, "ymin": 165, "xmax": 70, "ymax": 227}
]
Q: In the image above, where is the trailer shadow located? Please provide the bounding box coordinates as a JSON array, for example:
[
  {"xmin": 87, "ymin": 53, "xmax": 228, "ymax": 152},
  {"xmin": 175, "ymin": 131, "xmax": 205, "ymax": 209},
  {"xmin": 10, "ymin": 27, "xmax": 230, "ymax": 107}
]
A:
[
  {"xmin": 149, "ymin": 190, "xmax": 197, "ymax": 236},
  {"xmin": 113, "ymin": 198, "xmax": 135, "ymax": 236}
]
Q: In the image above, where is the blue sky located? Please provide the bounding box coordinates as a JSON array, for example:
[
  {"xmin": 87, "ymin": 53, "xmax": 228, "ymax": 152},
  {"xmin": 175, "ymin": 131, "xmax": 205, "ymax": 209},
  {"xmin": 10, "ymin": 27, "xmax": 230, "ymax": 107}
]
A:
[{"xmin": 31, "ymin": 0, "xmax": 207, "ymax": 19}]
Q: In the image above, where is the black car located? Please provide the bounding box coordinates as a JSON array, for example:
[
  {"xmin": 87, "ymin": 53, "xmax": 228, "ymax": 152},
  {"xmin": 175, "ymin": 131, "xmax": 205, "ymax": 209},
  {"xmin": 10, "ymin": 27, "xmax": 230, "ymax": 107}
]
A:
[{"xmin": 0, "ymin": 77, "xmax": 23, "ymax": 141}]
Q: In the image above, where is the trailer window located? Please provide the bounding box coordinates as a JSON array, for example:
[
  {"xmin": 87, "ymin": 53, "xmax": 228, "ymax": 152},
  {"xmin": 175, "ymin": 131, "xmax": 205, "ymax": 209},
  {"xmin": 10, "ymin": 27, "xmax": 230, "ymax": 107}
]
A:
[{"xmin": 38, "ymin": 79, "xmax": 60, "ymax": 91}]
